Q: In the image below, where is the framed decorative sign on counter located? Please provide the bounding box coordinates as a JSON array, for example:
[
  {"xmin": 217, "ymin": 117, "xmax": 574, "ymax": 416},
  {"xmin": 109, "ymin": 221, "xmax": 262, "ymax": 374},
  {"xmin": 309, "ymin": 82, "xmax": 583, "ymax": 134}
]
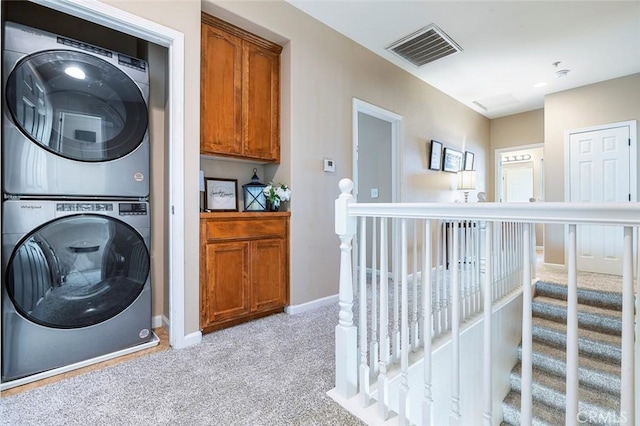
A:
[
  {"xmin": 443, "ymin": 148, "xmax": 463, "ymax": 173},
  {"xmin": 206, "ymin": 177, "xmax": 238, "ymax": 211}
]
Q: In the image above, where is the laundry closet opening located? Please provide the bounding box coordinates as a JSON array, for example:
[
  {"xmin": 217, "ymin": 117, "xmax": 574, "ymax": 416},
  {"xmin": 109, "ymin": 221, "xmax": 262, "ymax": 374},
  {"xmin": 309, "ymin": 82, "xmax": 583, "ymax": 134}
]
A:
[{"xmin": 1, "ymin": 1, "xmax": 170, "ymax": 389}]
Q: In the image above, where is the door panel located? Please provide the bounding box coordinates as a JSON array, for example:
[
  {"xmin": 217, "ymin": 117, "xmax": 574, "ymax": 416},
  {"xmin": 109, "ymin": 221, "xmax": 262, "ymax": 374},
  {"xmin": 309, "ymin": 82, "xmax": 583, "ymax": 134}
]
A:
[
  {"xmin": 204, "ymin": 241, "xmax": 250, "ymax": 322},
  {"xmin": 251, "ymin": 239, "xmax": 285, "ymax": 311},
  {"xmin": 570, "ymin": 125, "xmax": 630, "ymax": 275}
]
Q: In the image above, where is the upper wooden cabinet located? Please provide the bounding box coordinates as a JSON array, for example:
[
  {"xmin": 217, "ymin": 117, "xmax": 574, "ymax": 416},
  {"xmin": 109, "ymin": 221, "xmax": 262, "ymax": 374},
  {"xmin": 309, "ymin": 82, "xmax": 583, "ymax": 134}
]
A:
[{"xmin": 201, "ymin": 13, "xmax": 282, "ymax": 163}]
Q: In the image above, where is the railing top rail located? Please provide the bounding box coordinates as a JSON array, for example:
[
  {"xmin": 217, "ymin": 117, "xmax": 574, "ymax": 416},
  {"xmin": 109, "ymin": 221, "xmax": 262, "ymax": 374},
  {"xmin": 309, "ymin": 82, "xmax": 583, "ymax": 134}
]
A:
[
  {"xmin": 347, "ymin": 202, "xmax": 640, "ymax": 226},
  {"xmin": 336, "ymin": 178, "xmax": 640, "ymax": 227}
]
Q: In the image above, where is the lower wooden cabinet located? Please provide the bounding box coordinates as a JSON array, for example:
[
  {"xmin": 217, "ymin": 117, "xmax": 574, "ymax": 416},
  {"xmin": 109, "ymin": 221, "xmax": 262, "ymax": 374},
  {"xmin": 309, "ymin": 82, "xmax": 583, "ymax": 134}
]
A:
[{"xmin": 200, "ymin": 212, "xmax": 289, "ymax": 333}]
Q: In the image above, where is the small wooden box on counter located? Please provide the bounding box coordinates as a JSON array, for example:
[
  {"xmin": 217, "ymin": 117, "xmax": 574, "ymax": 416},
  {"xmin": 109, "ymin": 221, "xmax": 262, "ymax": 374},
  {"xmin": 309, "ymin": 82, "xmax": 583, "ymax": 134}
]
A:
[{"xmin": 199, "ymin": 212, "xmax": 290, "ymax": 333}]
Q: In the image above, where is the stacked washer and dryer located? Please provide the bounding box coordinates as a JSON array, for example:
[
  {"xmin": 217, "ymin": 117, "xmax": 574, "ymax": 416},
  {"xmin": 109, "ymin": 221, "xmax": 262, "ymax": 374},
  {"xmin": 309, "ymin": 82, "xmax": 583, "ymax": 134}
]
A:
[{"xmin": 1, "ymin": 22, "xmax": 156, "ymax": 387}]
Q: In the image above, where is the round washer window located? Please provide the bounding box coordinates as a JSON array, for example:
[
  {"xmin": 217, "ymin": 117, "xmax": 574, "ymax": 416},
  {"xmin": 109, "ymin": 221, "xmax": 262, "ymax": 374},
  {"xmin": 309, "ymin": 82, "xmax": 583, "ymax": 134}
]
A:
[
  {"xmin": 5, "ymin": 50, "xmax": 148, "ymax": 162},
  {"xmin": 5, "ymin": 214, "xmax": 149, "ymax": 329}
]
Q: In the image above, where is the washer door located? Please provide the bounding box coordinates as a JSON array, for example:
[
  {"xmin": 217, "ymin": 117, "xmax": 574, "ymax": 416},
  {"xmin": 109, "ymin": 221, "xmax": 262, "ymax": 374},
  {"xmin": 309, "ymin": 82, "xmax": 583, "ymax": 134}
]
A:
[
  {"xmin": 5, "ymin": 50, "xmax": 148, "ymax": 162},
  {"xmin": 5, "ymin": 214, "xmax": 149, "ymax": 328}
]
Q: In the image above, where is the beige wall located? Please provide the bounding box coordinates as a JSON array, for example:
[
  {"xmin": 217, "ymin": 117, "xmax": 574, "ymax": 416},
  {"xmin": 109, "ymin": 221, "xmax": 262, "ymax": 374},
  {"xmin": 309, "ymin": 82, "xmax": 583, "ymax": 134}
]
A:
[
  {"xmin": 543, "ymin": 73, "xmax": 640, "ymax": 265},
  {"xmin": 205, "ymin": 1, "xmax": 490, "ymax": 306},
  {"xmin": 104, "ymin": 0, "xmax": 202, "ymax": 333},
  {"xmin": 489, "ymin": 109, "xmax": 544, "ymax": 201}
]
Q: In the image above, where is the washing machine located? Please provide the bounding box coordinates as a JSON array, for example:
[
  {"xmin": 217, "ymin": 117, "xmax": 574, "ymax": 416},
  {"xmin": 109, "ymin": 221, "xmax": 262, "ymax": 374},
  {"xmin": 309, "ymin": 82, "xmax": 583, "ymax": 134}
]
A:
[
  {"xmin": 1, "ymin": 199, "xmax": 153, "ymax": 382},
  {"xmin": 2, "ymin": 22, "xmax": 150, "ymax": 198}
]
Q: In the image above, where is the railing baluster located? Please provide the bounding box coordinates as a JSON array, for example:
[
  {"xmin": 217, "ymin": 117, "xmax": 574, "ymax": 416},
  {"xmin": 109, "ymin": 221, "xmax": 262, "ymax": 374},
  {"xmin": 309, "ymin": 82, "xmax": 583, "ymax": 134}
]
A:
[
  {"xmin": 422, "ymin": 219, "xmax": 434, "ymax": 425},
  {"xmin": 412, "ymin": 221, "xmax": 419, "ymax": 350},
  {"xmin": 399, "ymin": 218, "xmax": 410, "ymax": 424},
  {"xmin": 358, "ymin": 216, "xmax": 370, "ymax": 406},
  {"xmin": 370, "ymin": 217, "xmax": 379, "ymax": 377},
  {"xmin": 378, "ymin": 217, "xmax": 390, "ymax": 420},
  {"xmin": 482, "ymin": 221, "xmax": 493, "ymax": 425},
  {"xmin": 393, "ymin": 218, "xmax": 400, "ymax": 363},
  {"xmin": 450, "ymin": 221, "xmax": 461, "ymax": 424},
  {"xmin": 566, "ymin": 224, "xmax": 579, "ymax": 424},
  {"xmin": 520, "ymin": 222, "xmax": 533, "ymax": 423},
  {"xmin": 621, "ymin": 226, "xmax": 635, "ymax": 423},
  {"xmin": 435, "ymin": 221, "xmax": 443, "ymax": 335}
]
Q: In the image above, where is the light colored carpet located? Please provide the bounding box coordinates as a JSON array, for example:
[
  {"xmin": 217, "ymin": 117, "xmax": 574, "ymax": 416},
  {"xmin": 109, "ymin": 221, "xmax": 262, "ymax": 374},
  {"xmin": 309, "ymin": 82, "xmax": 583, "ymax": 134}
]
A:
[
  {"xmin": 536, "ymin": 254, "xmax": 624, "ymax": 294},
  {"xmin": 0, "ymin": 303, "xmax": 365, "ymax": 426}
]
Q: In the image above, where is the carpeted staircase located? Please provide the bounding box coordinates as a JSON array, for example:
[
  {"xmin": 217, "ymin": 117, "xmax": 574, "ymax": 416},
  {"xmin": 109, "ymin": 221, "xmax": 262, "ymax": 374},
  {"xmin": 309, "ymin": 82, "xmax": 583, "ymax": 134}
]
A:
[{"xmin": 502, "ymin": 281, "xmax": 623, "ymax": 425}]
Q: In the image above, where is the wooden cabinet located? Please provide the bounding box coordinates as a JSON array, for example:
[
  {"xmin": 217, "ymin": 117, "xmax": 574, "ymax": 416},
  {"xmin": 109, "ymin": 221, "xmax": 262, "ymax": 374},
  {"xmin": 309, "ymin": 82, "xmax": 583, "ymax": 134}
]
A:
[
  {"xmin": 201, "ymin": 13, "xmax": 282, "ymax": 162},
  {"xmin": 200, "ymin": 212, "xmax": 289, "ymax": 333}
]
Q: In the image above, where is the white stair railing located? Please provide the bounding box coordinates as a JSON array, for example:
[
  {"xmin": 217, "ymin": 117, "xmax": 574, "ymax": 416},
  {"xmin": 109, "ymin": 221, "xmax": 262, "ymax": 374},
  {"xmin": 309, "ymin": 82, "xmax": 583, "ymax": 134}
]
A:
[{"xmin": 332, "ymin": 178, "xmax": 640, "ymax": 425}]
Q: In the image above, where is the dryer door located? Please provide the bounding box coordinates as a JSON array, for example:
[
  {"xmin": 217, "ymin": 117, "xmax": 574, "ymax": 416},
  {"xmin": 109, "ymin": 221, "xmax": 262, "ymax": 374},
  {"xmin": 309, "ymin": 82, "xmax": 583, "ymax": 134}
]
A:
[
  {"xmin": 5, "ymin": 214, "xmax": 149, "ymax": 328},
  {"xmin": 5, "ymin": 50, "xmax": 148, "ymax": 162}
]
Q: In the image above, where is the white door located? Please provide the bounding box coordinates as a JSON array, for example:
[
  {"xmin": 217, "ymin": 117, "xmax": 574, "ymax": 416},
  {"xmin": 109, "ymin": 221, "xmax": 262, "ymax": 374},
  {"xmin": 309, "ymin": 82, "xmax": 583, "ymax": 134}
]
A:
[
  {"xmin": 569, "ymin": 124, "xmax": 631, "ymax": 275},
  {"xmin": 503, "ymin": 163, "xmax": 534, "ymax": 202}
]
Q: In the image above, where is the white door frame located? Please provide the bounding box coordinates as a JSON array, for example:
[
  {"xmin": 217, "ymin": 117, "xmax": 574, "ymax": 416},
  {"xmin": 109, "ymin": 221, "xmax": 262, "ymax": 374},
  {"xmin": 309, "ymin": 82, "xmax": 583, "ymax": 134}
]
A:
[
  {"xmin": 494, "ymin": 143, "xmax": 544, "ymax": 202},
  {"xmin": 352, "ymin": 98, "xmax": 402, "ymax": 202},
  {"xmin": 16, "ymin": 0, "xmax": 190, "ymax": 350}
]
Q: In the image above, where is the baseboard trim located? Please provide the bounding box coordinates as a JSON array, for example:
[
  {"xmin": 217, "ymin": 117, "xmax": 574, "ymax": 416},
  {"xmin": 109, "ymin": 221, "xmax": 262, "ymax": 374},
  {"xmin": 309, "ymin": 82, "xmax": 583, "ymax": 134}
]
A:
[
  {"xmin": 285, "ymin": 294, "xmax": 339, "ymax": 315},
  {"xmin": 177, "ymin": 330, "xmax": 202, "ymax": 349},
  {"xmin": 152, "ymin": 315, "xmax": 164, "ymax": 329}
]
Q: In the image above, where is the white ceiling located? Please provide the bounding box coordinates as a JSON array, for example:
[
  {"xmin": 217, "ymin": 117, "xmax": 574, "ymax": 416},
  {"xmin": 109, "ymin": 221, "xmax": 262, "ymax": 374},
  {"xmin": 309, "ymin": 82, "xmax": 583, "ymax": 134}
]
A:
[{"xmin": 287, "ymin": 1, "xmax": 640, "ymax": 119}]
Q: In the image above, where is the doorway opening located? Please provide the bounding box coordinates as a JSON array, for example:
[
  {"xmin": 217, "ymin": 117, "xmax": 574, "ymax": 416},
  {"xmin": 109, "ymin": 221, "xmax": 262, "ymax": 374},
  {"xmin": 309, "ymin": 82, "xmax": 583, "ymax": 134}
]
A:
[{"xmin": 352, "ymin": 98, "xmax": 402, "ymax": 203}]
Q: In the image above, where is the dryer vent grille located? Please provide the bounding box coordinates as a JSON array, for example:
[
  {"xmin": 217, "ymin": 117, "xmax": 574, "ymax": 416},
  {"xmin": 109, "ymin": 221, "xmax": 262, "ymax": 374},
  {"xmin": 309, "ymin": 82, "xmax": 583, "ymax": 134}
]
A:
[{"xmin": 387, "ymin": 24, "xmax": 462, "ymax": 67}]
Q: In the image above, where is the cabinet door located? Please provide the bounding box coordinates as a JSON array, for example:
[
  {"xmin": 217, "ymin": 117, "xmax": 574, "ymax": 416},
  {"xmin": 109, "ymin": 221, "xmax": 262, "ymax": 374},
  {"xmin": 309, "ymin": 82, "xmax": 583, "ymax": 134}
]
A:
[
  {"xmin": 242, "ymin": 42, "xmax": 280, "ymax": 162},
  {"xmin": 201, "ymin": 23, "xmax": 243, "ymax": 156},
  {"xmin": 251, "ymin": 238, "xmax": 286, "ymax": 312},
  {"xmin": 202, "ymin": 241, "xmax": 250, "ymax": 325}
]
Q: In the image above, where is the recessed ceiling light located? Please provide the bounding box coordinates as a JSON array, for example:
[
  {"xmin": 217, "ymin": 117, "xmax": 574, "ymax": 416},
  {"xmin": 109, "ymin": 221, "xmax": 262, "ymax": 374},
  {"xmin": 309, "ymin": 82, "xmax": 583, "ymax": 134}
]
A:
[{"xmin": 533, "ymin": 82, "xmax": 547, "ymax": 88}]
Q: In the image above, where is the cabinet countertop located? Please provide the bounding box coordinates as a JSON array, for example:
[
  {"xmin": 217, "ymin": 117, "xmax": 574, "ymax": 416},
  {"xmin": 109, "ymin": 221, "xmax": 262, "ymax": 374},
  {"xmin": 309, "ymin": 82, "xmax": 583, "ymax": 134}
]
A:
[{"xmin": 200, "ymin": 211, "xmax": 290, "ymax": 219}]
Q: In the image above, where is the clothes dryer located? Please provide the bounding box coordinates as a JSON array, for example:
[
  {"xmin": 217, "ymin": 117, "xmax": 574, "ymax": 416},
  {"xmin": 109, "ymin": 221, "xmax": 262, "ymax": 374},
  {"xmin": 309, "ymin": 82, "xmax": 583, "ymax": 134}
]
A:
[
  {"xmin": 1, "ymin": 199, "xmax": 153, "ymax": 382},
  {"xmin": 2, "ymin": 22, "xmax": 150, "ymax": 198}
]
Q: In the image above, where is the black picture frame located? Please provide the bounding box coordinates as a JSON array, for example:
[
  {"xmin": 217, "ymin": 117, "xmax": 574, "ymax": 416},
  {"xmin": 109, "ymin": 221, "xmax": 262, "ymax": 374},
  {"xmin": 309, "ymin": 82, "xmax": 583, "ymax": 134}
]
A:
[
  {"xmin": 464, "ymin": 151, "xmax": 475, "ymax": 171},
  {"xmin": 205, "ymin": 177, "xmax": 238, "ymax": 211},
  {"xmin": 429, "ymin": 140, "xmax": 443, "ymax": 170},
  {"xmin": 443, "ymin": 148, "xmax": 463, "ymax": 173}
]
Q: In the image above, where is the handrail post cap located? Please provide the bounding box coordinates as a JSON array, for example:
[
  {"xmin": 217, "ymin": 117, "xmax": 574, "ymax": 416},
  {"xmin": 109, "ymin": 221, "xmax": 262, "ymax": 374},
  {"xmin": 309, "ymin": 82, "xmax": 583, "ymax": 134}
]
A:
[{"xmin": 339, "ymin": 178, "xmax": 354, "ymax": 195}]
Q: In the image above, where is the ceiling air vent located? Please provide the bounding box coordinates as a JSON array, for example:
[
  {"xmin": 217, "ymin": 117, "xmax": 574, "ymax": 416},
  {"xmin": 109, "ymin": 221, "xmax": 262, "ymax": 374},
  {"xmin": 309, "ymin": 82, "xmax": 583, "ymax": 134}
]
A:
[{"xmin": 387, "ymin": 24, "xmax": 462, "ymax": 67}]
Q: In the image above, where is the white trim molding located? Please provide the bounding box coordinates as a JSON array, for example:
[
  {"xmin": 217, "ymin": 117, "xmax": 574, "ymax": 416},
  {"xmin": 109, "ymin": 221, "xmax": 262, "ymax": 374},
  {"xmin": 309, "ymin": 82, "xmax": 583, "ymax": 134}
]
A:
[{"xmin": 285, "ymin": 294, "xmax": 339, "ymax": 315}]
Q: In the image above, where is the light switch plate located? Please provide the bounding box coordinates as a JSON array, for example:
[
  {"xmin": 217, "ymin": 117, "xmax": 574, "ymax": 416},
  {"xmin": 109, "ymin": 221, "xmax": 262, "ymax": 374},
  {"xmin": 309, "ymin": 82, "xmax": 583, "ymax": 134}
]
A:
[
  {"xmin": 371, "ymin": 188, "xmax": 379, "ymax": 198},
  {"xmin": 323, "ymin": 158, "xmax": 336, "ymax": 172}
]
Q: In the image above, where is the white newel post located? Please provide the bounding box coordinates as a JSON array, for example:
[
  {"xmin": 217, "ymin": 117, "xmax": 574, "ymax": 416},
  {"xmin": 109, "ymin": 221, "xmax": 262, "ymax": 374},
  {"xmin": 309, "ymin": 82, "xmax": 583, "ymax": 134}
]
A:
[{"xmin": 335, "ymin": 179, "xmax": 358, "ymax": 398}]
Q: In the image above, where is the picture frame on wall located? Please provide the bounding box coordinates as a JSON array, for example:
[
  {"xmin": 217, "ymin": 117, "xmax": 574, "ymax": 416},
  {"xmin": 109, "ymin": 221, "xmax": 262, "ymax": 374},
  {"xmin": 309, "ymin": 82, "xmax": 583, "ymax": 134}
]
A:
[
  {"xmin": 464, "ymin": 151, "xmax": 475, "ymax": 171},
  {"xmin": 429, "ymin": 140, "xmax": 443, "ymax": 170},
  {"xmin": 443, "ymin": 148, "xmax": 463, "ymax": 173},
  {"xmin": 205, "ymin": 177, "xmax": 238, "ymax": 211}
]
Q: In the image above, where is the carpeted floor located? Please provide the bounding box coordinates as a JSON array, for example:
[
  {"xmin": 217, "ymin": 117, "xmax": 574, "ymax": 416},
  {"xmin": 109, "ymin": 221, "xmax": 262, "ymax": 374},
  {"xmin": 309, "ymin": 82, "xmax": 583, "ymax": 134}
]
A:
[
  {"xmin": 2, "ymin": 253, "xmax": 627, "ymax": 426},
  {"xmin": 0, "ymin": 303, "xmax": 365, "ymax": 426}
]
